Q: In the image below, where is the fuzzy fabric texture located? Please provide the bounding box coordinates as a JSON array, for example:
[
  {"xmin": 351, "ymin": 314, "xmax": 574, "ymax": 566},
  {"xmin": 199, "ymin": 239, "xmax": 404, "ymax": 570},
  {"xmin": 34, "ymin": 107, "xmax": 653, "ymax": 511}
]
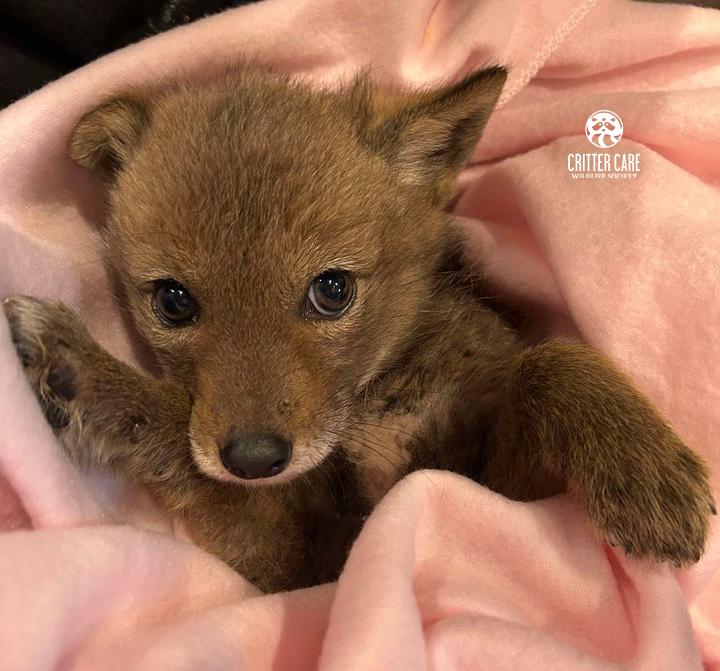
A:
[{"xmin": 0, "ymin": 0, "xmax": 719, "ymax": 669}]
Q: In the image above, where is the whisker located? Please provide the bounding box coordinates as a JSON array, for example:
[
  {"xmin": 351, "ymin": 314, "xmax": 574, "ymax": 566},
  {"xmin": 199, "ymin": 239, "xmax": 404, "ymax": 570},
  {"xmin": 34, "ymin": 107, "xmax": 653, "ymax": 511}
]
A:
[{"xmin": 324, "ymin": 429, "xmax": 400, "ymax": 472}]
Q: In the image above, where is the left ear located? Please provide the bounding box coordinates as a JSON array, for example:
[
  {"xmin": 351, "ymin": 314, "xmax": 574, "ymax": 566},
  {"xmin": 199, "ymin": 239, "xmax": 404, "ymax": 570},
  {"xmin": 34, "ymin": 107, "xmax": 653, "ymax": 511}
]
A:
[{"xmin": 361, "ymin": 66, "xmax": 507, "ymax": 202}]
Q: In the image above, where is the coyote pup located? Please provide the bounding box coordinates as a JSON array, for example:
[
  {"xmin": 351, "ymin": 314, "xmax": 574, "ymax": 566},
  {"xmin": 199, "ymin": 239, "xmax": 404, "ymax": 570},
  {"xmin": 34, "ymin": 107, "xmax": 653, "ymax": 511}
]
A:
[{"xmin": 4, "ymin": 65, "xmax": 714, "ymax": 592}]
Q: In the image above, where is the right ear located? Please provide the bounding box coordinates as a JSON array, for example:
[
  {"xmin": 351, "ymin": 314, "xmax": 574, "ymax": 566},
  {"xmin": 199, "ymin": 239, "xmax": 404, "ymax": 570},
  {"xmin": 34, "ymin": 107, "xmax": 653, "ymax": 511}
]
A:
[
  {"xmin": 355, "ymin": 67, "xmax": 507, "ymax": 204},
  {"xmin": 69, "ymin": 93, "xmax": 152, "ymax": 176}
]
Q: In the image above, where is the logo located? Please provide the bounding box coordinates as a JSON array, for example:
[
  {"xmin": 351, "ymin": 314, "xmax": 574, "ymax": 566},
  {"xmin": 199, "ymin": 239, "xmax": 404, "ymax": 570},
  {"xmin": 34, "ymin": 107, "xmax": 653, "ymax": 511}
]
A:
[
  {"xmin": 585, "ymin": 110, "xmax": 623, "ymax": 148},
  {"xmin": 568, "ymin": 109, "xmax": 638, "ymax": 179}
]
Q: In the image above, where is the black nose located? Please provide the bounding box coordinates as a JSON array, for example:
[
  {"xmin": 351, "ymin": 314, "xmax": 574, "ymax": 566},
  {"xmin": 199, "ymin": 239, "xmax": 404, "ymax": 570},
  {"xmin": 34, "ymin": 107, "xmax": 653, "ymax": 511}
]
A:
[{"xmin": 220, "ymin": 433, "xmax": 292, "ymax": 480}]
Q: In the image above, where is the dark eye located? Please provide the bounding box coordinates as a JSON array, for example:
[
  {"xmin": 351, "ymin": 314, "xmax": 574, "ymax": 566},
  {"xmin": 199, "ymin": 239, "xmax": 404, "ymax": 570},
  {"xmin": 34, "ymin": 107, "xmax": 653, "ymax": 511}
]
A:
[
  {"xmin": 153, "ymin": 279, "xmax": 198, "ymax": 326},
  {"xmin": 306, "ymin": 270, "xmax": 355, "ymax": 317}
]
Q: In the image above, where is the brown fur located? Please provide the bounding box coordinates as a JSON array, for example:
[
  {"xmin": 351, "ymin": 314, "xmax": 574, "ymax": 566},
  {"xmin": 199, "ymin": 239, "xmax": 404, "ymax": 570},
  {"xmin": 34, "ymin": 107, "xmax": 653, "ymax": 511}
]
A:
[{"xmin": 3, "ymin": 64, "xmax": 714, "ymax": 592}]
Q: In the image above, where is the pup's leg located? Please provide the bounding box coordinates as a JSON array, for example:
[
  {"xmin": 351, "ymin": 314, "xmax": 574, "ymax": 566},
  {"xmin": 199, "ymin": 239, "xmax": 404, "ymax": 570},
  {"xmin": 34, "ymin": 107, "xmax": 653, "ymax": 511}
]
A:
[
  {"xmin": 483, "ymin": 342, "xmax": 715, "ymax": 566},
  {"xmin": 3, "ymin": 296, "xmax": 193, "ymax": 482}
]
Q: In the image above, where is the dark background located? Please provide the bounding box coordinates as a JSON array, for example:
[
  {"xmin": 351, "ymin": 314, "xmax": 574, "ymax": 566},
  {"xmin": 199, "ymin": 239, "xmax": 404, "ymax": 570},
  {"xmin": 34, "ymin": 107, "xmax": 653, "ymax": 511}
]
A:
[{"xmin": 0, "ymin": 0, "xmax": 255, "ymax": 108}]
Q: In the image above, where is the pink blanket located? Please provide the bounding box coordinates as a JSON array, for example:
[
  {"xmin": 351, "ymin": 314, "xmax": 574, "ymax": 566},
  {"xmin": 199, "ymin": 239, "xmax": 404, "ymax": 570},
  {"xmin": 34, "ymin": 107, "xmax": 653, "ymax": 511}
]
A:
[{"xmin": 1, "ymin": 0, "xmax": 719, "ymax": 669}]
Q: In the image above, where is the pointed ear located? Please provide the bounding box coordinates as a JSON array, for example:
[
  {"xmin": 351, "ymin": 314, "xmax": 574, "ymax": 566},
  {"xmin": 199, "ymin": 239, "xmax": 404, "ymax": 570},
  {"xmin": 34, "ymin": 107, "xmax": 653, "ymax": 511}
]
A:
[
  {"xmin": 361, "ymin": 67, "xmax": 507, "ymax": 201},
  {"xmin": 69, "ymin": 93, "xmax": 152, "ymax": 177}
]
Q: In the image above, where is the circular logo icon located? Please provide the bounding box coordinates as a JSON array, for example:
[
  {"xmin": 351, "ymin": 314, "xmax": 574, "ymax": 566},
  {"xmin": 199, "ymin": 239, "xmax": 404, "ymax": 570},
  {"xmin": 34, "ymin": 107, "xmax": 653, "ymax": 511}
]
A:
[{"xmin": 585, "ymin": 110, "xmax": 623, "ymax": 148}]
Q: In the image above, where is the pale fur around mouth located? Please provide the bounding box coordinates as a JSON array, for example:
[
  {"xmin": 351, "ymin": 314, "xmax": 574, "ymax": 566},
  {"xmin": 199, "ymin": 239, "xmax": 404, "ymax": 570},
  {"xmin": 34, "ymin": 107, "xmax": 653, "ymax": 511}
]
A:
[{"xmin": 189, "ymin": 435, "xmax": 335, "ymax": 486}]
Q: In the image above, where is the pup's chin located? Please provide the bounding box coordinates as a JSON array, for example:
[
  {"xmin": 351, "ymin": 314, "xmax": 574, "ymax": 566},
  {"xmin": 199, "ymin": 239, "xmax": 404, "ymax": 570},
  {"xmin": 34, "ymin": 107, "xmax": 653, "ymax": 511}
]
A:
[{"xmin": 189, "ymin": 438, "xmax": 333, "ymax": 487}]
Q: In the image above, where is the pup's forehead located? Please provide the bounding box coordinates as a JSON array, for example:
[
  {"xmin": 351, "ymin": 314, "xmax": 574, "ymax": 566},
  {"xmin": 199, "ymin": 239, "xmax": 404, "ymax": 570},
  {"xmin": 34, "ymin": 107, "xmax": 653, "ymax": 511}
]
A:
[
  {"xmin": 115, "ymin": 82, "xmax": 397, "ymax": 240},
  {"xmin": 111, "ymin": 134, "xmax": 388, "ymax": 295},
  {"xmin": 119, "ymin": 132, "xmax": 387, "ymax": 247},
  {"xmin": 129, "ymin": 80, "xmax": 382, "ymax": 199}
]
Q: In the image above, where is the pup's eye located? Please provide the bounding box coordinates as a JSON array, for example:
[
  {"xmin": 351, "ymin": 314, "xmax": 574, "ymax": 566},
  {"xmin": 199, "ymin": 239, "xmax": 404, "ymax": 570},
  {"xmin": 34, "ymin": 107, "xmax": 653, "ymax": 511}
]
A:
[
  {"xmin": 306, "ymin": 270, "xmax": 355, "ymax": 317},
  {"xmin": 153, "ymin": 279, "xmax": 198, "ymax": 326}
]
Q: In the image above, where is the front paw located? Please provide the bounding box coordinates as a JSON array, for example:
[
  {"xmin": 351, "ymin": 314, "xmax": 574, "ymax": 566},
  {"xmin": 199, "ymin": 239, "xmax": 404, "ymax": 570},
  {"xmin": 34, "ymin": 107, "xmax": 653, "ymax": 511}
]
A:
[
  {"xmin": 3, "ymin": 296, "xmax": 90, "ymax": 430},
  {"xmin": 585, "ymin": 438, "xmax": 715, "ymax": 567}
]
